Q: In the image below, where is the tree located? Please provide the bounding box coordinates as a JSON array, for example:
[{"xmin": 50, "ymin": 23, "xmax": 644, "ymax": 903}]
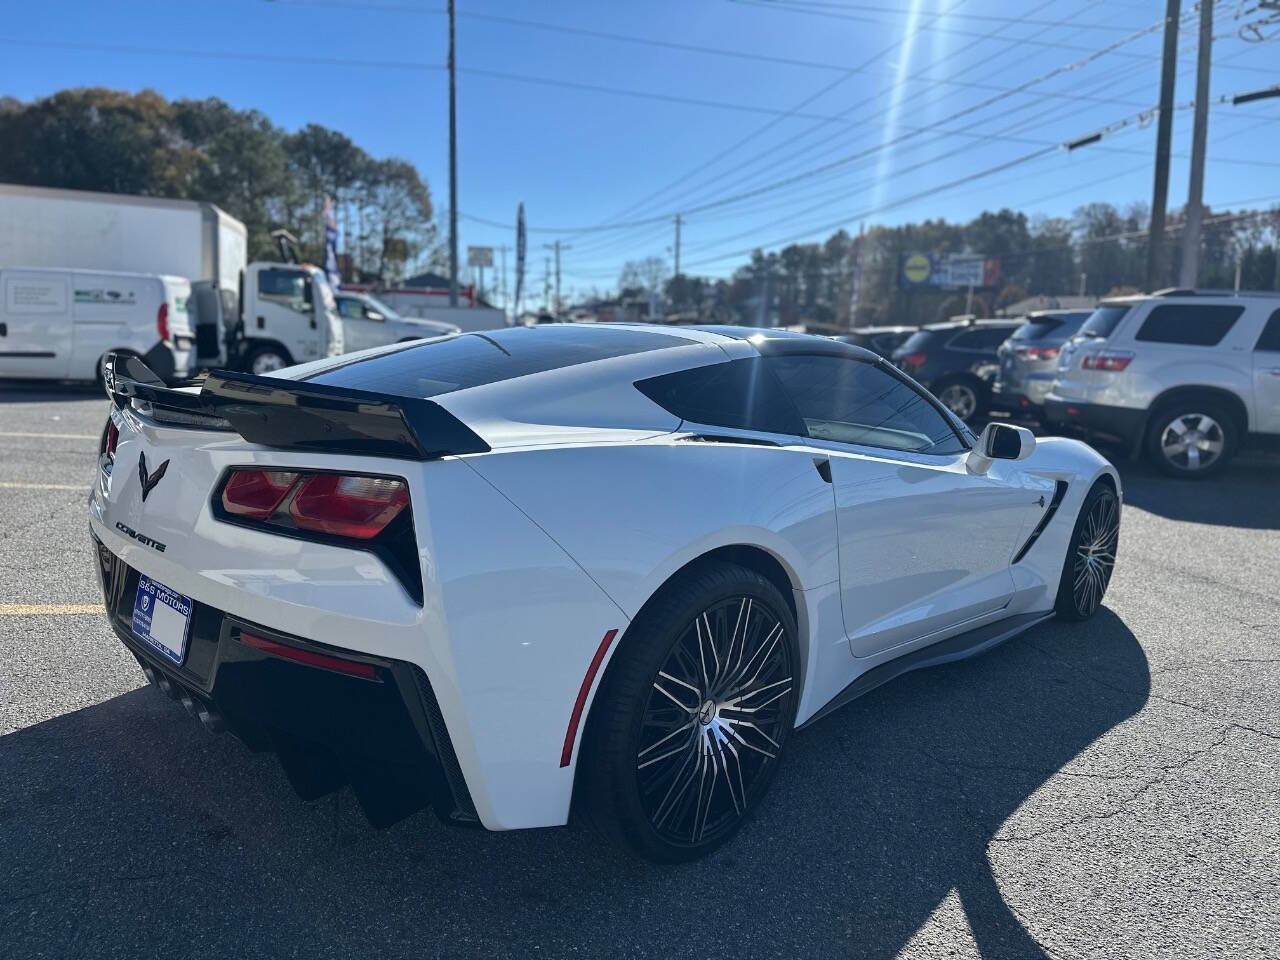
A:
[{"xmin": 619, "ymin": 256, "xmax": 669, "ymax": 293}]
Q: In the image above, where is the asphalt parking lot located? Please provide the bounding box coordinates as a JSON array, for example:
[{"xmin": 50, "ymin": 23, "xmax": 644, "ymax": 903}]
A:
[{"xmin": 0, "ymin": 385, "xmax": 1276, "ymax": 959}]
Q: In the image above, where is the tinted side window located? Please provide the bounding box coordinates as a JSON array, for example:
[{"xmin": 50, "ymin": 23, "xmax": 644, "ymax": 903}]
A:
[
  {"xmin": 765, "ymin": 355, "xmax": 966, "ymax": 454},
  {"xmin": 950, "ymin": 328, "xmax": 1010, "ymax": 351},
  {"xmin": 336, "ymin": 298, "xmax": 364, "ymax": 319},
  {"xmin": 635, "ymin": 357, "xmax": 806, "ymax": 436},
  {"xmin": 1255, "ymin": 309, "xmax": 1280, "ymax": 352},
  {"xmin": 1134, "ymin": 304, "xmax": 1244, "ymax": 346}
]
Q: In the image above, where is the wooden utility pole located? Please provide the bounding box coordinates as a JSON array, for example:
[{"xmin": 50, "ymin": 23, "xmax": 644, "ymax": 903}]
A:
[
  {"xmin": 1147, "ymin": 0, "xmax": 1181, "ymax": 291},
  {"xmin": 1179, "ymin": 0, "xmax": 1214, "ymax": 287},
  {"xmin": 673, "ymin": 214, "xmax": 682, "ymax": 277},
  {"xmin": 544, "ymin": 241, "xmax": 570, "ymax": 315},
  {"xmin": 447, "ymin": 0, "xmax": 459, "ymax": 307}
]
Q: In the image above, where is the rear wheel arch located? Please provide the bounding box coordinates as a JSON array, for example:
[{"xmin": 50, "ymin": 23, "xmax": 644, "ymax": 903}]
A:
[
  {"xmin": 571, "ymin": 543, "xmax": 806, "ymax": 817},
  {"xmin": 1147, "ymin": 385, "xmax": 1249, "ymax": 434}
]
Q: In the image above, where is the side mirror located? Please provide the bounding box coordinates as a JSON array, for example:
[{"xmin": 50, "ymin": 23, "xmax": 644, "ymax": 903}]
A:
[
  {"xmin": 365, "ymin": 310, "xmax": 385, "ymax": 322},
  {"xmin": 967, "ymin": 422, "xmax": 1035, "ymax": 474}
]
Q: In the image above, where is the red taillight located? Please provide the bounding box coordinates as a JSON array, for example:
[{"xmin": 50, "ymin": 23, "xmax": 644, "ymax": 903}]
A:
[
  {"xmin": 288, "ymin": 474, "xmax": 409, "ymax": 539},
  {"xmin": 238, "ymin": 630, "xmax": 377, "ymax": 680},
  {"xmin": 221, "ymin": 469, "xmax": 300, "ymax": 519},
  {"xmin": 157, "ymin": 302, "xmax": 170, "ymax": 342},
  {"xmin": 1017, "ymin": 346, "xmax": 1060, "ymax": 361},
  {"xmin": 1082, "ymin": 350, "xmax": 1134, "ymax": 372},
  {"xmin": 900, "ymin": 352, "xmax": 927, "ymax": 367},
  {"xmin": 104, "ymin": 420, "xmax": 119, "ymax": 463}
]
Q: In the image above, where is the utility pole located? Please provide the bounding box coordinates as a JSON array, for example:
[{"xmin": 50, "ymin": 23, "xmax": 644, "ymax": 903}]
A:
[
  {"xmin": 1179, "ymin": 0, "xmax": 1214, "ymax": 288},
  {"xmin": 1147, "ymin": 0, "xmax": 1181, "ymax": 291},
  {"xmin": 447, "ymin": 0, "xmax": 459, "ymax": 307},
  {"xmin": 543, "ymin": 256, "xmax": 551, "ymax": 312},
  {"xmin": 544, "ymin": 241, "xmax": 571, "ymax": 315},
  {"xmin": 673, "ymin": 214, "xmax": 682, "ymax": 277},
  {"xmin": 497, "ymin": 244, "xmax": 510, "ymax": 317}
]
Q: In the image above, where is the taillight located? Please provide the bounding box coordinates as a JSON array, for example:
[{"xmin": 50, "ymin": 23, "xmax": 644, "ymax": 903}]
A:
[
  {"xmin": 221, "ymin": 469, "xmax": 299, "ymax": 519},
  {"xmin": 104, "ymin": 419, "xmax": 119, "ymax": 464},
  {"xmin": 899, "ymin": 352, "xmax": 927, "ymax": 367},
  {"xmin": 1017, "ymin": 346, "xmax": 1059, "ymax": 361},
  {"xmin": 289, "ymin": 474, "xmax": 409, "ymax": 539},
  {"xmin": 157, "ymin": 302, "xmax": 170, "ymax": 342},
  {"xmin": 1081, "ymin": 350, "xmax": 1134, "ymax": 372},
  {"xmin": 238, "ymin": 631, "xmax": 377, "ymax": 679},
  {"xmin": 217, "ymin": 468, "xmax": 409, "ymax": 540}
]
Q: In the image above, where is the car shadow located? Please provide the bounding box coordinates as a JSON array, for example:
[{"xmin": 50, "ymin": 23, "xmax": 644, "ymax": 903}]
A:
[
  {"xmin": 0, "ymin": 381, "xmax": 102, "ymax": 403},
  {"xmin": 1114, "ymin": 456, "xmax": 1280, "ymax": 531},
  {"xmin": 0, "ymin": 610, "xmax": 1148, "ymax": 958}
]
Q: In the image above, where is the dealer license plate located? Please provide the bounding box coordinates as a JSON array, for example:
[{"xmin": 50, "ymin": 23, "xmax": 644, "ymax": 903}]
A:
[{"xmin": 131, "ymin": 575, "xmax": 193, "ymax": 666}]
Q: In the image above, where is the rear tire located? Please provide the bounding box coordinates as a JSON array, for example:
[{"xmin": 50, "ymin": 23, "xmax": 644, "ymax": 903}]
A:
[
  {"xmin": 934, "ymin": 375, "xmax": 986, "ymax": 422},
  {"xmin": 1054, "ymin": 482, "xmax": 1120, "ymax": 621},
  {"xmin": 583, "ymin": 560, "xmax": 798, "ymax": 863},
  {"xmin": 1145, "ymin": 400, "xmax": 1237, "ymax": 478}
]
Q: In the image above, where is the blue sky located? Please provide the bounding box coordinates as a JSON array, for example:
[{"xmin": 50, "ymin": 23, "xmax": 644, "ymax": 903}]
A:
[{"xmin": 3, "ymin": 0, "xmax": 1279, "ymax": 299}]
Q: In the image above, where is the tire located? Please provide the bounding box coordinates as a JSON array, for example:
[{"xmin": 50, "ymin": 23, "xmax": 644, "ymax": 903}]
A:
[
  {"xmin": 583, "ymin": 560, "xmax": 799, "ymax": 863},
  {"xmin": 245, "ymin": 344, "xmax": 293, "ymax": 376},
  {"xmin": 933, "ymin": 375, "xmax": 986, "ymax": 422},
  {"xmin": 1054, "ymin": 482, "xmax": 1120, "ymax": 621},
  {"xmin": 1144, "ymin": 400, "xmax": 1237, "ymax": 478}
]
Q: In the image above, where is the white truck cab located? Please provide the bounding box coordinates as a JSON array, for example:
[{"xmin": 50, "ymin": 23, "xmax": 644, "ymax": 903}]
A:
[{"xmin": 192, "ymin": 262, "xmax": 344, "ymax": 375}]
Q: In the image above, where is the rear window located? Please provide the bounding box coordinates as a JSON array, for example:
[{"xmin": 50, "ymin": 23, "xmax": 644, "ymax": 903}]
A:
[
  {"xmin": 1011, "ymin": 319, "xmax": 1062, "ymax": 340},
  {"xmin": 1078, "ymin": 305, "xmax": 1130, "ymax": 339},
  {"xmin": 1134, "ymin": 304, "xmax": 1244, "ymax": 346},
  {"xmin": 635, "ymin": 357, "xmax": 806, "ymax": 436},
  {"xmin": 949, "ymin": 327, "xmax": 1013, "ymax": 351},
  {"xmin": 896, "ymin": 331, "xmax": 933, "ymax": 355},
  {"xmin": 308, "ymin": 326, "xmax": 692, "ymax": 396},
  {"xmin": 1256, "ymin": 309, "xmax": 1280, "ymax": 352}
]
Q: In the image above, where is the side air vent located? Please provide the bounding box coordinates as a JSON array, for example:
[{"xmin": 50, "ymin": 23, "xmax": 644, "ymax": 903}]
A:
[{"xmin": 1012, "ymin": 480, "xmax": 1069, "ymax": 564}]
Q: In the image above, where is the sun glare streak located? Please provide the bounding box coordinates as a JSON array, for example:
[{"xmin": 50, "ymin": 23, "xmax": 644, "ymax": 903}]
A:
[{"xmin": 872, "ymin": 0, "xmax": 929, "ymax": 212}]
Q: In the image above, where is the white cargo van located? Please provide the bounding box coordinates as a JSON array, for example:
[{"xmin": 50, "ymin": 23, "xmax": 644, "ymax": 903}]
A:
[{"xmin": 0, "ymin": 267, "xmax": 192, "ymax": 383}]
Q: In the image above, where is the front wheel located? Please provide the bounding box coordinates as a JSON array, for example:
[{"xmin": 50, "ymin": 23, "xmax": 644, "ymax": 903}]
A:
[
  {"xmin": 583, "ymin": 561, "xmax": 798, "ymax": 862},
  {"xmin": 245, "ymin": 344, "xmax": 292, "ymax": 375},
  {"xmin": 1054, "ymin": 482, "xmax": 1120, "ymax": 621}
]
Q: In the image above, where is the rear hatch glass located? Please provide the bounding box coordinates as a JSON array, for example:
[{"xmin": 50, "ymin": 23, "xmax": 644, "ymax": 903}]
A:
[
  {"xmin": 305, "ymin": 326, "xmax": 693, "ymax": 397},
  {"xmin": 1077, "ymin": 305, "xmax": 1130, "ymax": 340},
  {"xmin": 1012, "ymin": 318, "xmax": 1063, "ymax": 340},
  {"xmin": 895, "ymin": 331, "xmax": 933, "ymax": 355}
]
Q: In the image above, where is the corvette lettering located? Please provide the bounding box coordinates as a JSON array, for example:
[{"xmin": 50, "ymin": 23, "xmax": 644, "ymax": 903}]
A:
[{"xmin": 115, "ymin": 520, "xmax": 167, "ymax": 552}]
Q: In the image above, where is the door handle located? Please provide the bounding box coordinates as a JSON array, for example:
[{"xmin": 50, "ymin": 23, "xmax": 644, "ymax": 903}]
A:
[
  {"xmin": 813, "ymin": 456, "xmax": 832, "ymax": 483},
  {"xmin": 0, "ymin": 322, "xmax": 7, "ymax": 336}
]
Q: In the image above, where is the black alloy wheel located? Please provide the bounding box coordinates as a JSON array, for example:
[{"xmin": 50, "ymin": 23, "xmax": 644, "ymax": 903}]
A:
[
  {"xmin": 583, "ymin": 560, "xmax": 798, "ymax": 862},
  {"xmin": 1055, "ymin": 482, "xmax": 1120, "ymax": 621}
]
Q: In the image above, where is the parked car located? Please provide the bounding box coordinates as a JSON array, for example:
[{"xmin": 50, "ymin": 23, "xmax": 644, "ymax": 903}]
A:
[
  {"xmin": 334, "ymin": 291, "xmax": 461, "ymax": 351},
  {"xmin": 992, "ymin": 310, "xmax": 1092, "ymax": 417},
  {"xmin": 1045, "ymin": 289, "xmax": 1280, "ymax": 477},
  {"xmin": 92, "ymin": 325, "xmax": 1120, "ymax": 862},
  {"xmin": 891, "ymin": 318, "xmax": 1023, "ymax": 421},
  {"xmin": 833, "ymin": 325, "xmax": 917, "ymax": 359},
  {"xmin": 0, "ymin": 266, "xmax": 192, "ymax": 383}
]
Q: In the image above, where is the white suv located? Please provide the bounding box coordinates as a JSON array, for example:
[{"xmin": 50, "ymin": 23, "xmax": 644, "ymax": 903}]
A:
[{"xmin": 1045, "ymin": 289, "xmax": 1280, "ymax": 477}]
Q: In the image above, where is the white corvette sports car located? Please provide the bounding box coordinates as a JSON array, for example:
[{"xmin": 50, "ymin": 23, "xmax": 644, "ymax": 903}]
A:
[{"xmin": 90, "ymin": 324, "xmax": 1121, "ymax": 861}]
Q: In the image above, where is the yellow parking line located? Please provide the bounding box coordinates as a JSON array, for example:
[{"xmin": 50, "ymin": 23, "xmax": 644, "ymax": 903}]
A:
[
  {"xmin": 0, "ymin": 603, "xmax": 102, "ymax": 615},
  {"xmin": 0, "ymin": 431, "xmax": 98, "ymax": 440},
  {"xmin": 0, "ymin": 482, "xmax": 91, "ymax": 490}
]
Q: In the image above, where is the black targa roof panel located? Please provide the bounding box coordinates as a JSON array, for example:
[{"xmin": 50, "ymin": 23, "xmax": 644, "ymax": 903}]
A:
[{"xmin": 306, "ymin": 325, "xmax": 696, "ymax": 397}]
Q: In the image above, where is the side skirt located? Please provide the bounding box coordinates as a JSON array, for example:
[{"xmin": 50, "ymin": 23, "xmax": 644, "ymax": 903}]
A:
[{"xmin": 796, "ymin": 610, "xmax": 1055, "ymax": 730}]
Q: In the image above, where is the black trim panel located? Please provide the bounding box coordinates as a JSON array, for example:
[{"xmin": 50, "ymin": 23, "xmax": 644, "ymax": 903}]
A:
[
  {"xmin": 797, "ymin": 611, "xmax": 1054, "ymax": 730},
  {"xmin": 1012, "ymin": 480, "xmax": 1069, "ymax": 563},
  {"xmin": 0, "ymin": 351, "xmax": 56, "ymax": 358}
]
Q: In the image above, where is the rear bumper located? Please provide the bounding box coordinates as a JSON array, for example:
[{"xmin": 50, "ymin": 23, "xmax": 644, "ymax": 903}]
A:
[
  {"xmin": 993, "ymin": 373, "xmax": 1056, "ymax": 412},
  {"xmin": 92, "ymin": 531, "xmax": 478, "ymax": 828},
  {"xmin": 1043, "ymin": 398, "xmax": 1147, "ymax": 453}
]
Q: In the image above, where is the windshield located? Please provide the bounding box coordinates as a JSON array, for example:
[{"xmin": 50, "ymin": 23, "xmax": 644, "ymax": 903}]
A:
[
  {"xmin": 1078, "ymin": 305, "xmax": 1130, "ymax": 339},
  {"xmin": 361, "ymin": 294, "xmax": 402, "ymax": 320}
]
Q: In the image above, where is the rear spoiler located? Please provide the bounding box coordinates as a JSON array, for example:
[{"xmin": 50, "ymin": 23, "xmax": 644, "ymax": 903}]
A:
[{"xmin": 103, "ymin": 352, "xmax": 489, "ymax": 461}]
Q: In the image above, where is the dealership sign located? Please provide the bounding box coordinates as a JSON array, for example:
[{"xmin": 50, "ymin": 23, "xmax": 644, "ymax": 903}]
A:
[{"xmin": 900, "ymin": 253, "xmax": 1001, "ymax": 289}]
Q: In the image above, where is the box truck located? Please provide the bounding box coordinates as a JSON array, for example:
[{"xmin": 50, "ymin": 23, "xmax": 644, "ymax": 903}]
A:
[{"xmin": 0, "ymin": 184, "xmax": 344, "ymax": 375}]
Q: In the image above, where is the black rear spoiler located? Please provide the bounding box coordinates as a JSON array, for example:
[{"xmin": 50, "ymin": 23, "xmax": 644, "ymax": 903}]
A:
[{"xmin": 103, "ymin": 352, "xmax": 489, "ymax": 461}]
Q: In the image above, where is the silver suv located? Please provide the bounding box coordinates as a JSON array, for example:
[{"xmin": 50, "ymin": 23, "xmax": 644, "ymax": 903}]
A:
[{"xmin": 1045, "ymin": 290, "xmax": 1280, "ymax": 477}]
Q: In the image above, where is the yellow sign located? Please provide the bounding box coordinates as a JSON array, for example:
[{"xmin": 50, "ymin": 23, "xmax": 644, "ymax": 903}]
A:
[{"xmin": 903, "ymin": 253, "xmax": 932, "ymax": 285}]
